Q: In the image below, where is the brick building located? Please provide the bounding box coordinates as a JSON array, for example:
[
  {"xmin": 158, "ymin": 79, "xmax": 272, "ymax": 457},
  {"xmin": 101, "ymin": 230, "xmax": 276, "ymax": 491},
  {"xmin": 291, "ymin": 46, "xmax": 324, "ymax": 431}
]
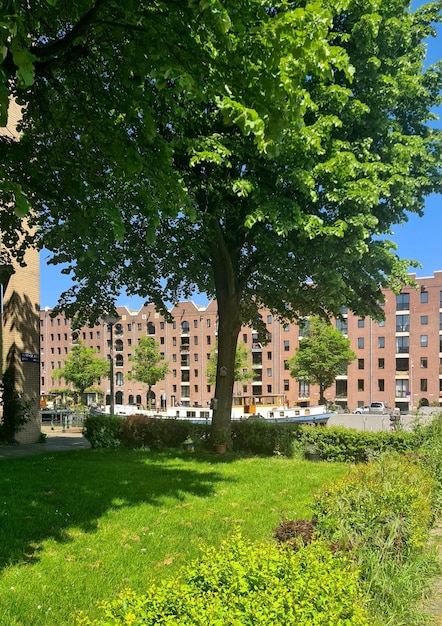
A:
[
  {"xmin": 40, "ymin": 271, "xmax": 442, "ymax": 413},
  {"xmin": 0, "ymin": 102, "xmax": 40, "ymax": 443}
]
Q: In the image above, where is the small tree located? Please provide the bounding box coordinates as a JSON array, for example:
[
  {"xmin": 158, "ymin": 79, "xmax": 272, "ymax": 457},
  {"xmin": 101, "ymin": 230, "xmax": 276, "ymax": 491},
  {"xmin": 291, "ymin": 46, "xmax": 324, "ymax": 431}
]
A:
[
  {"xmin": 207, "ymin": 341, "xmax": 253, "ymax": 389},
  {"xmin": 128, "ymin": 336, "xmax": 169, "ymax": 409},
  {"xmin": 288, "ymin": 317, "xmax": 357, "ymax": 405},
  {"xmin": 52, "ymin": 341, "xmax": 109, "ymax": 404}
]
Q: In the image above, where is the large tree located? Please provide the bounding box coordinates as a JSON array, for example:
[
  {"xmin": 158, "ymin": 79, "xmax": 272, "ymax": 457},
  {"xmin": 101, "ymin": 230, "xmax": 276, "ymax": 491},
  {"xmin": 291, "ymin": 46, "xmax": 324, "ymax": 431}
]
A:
[
  {"xmin": 52, "ymin": 341, "xmax": 109, "ymax": 402},
  {"xmin": 287, "ymin": 316, "xmax": 357, "ymax": 405},
  {"xmin": 128, "ymin": 336, "xmax": 169, "ymax": 410},
  {"xmin": 3, "ymin": 1, "xmax": 442, "ymax": 442}
]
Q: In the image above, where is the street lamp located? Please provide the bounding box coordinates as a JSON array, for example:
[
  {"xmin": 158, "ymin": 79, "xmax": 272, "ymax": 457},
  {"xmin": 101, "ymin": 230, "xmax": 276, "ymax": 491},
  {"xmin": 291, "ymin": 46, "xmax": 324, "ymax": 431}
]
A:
[{"xmin": 102, "ymin": 314, "xmax": 120, "ymax": 416}]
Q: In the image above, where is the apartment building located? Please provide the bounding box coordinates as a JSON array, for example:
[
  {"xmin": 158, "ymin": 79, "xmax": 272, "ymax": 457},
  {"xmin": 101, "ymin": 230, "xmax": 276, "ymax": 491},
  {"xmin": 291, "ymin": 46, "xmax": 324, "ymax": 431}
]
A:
[{"xmin": 40, "ymin": 272, "xmax": 442, "ymax": 412}]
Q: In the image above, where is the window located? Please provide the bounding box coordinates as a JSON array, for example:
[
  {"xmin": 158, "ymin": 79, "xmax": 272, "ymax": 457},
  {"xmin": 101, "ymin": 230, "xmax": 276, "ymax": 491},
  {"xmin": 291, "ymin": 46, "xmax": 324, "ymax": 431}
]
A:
[
  {"xmin": 358, "ymin": 337, "xmax": 364, "ymax": 349},
  {"xmin": 421, "ymin": 290, "xmax": 428, "ymax": 304},
  {"xmin": 137, "ymin": 323, "xmax": 142, "ymax": 330},
  {"xmin": 336, "ymin": 379, "xmax": 347, "ymax": 398},
  {"xmin": 194, "ymin": 336, "xmax": 198, "ymax": 345},
  {"xmin": 115, "ymin": 354, "xmax": 123, "ymax": 367},
  {"xmin": 378, "ymin": 358, "xmax": 385, "ymax": 369},
  {"xmin": 194, "ymin": 385, "xmax": 199, "ymax": 393},
  {"xmin": 267, "ymin": 385, "xmax": 272, "ymax": 393},
  {"xmin": 181, "ymin": 371, "xmax": 190, "ymax": 382},
  {"xmin": 395, "ymin": 379, "xmax": 409, "ymax": 398},
  {"xmin": 378, "ymin": 320, "xmax": 385, "ymax": 327},
  {"xmin": 284, "ymin": 360, "xmax": 289, "ymax": 370},
  {"xmin": 421, "ymin": 315, "xmax": 428, "ymax": 325},
  {"xmin": 115, "ymin": 323, "xmax": 123, "ymax": 335},
  {"xmin": 116, "ymin": 372, "xmax": 124, "ymax": 386},
  {"xmin": 440, "ymin": 313, "xmax": 442, "ymax": 331},
  {"xmin": 267, "ymin": 315, "xmax": 272, "ymax": 324},
  {"xmin": 207, "ymin": 335, "xmax": 211, "ymax": 345},
  {"xmin": 160, "ymin": 337, "xmax": 165, "ymax": 344},
  {"xmin": 267, "ymin": 368, "xmax": 272, "ymax": 376},
  {"xmin": 194, "ymin": 319, "xmax": 198, "ymax": 328},
  {"xmin": 243, "ymin": 334, "xmax": 247, "ymax": 343},
  {"xmin": 396, "ymin": 314, "xmax": 409, "ymax": 332},
  {"xmin": 299, "ymin": 380, "xmax": 310, "ymax": 397},
  {"xmin": 194, "ymin": 369, "xmax": 198, "ymax": 377},
  {"xmin": 172, "ymin": 369, "xmax": 177, "ymax": 378},
  {"xmin": 284, "ymin": 379, "xmax": 290, "ymax": 391},
  {"xmin": 420, "ymin": 335, "xmax": 428, "ymax": 348},
  {"xmin": 267, "ymin": 351, "xmax": 272, "ymax": 360},
  {"xmin": 421, "ymin": 357, "xmax": 428, "ymax": 368},
  {"xmin": 358, "ymin": 359, "xmax": 364, "ymax": 370},
  {"xmin": 396, "ymin": 293, "xmax": 410, "ymax": 310},
  {"xmin": 336, "ymin": 319, "xmax": 348, "ymax": 334},
  {"xmin": 194, "ymin": 353, "xmax": 198, "ymax": 361},
  {"xmin": 283, "ymin": 324, "xmax": 290, "ymax": 332},
  {"xmin": 207, "ymin": 319, "xmax": 211, "ymax": 327},
  {"xmin": 283, "ymin": 340, "xmax": 290, "ymax": 351},
  {"xmin": 358, "ymin": 379, "xmax": 365, "ymax": 391},
  {"xmin": 181, "ymin": 321, "xmax": 190, "ymax": 333},
  {"xmin": 378, "ymin": 379, "xmax": 385, "ymax": 392},
  {"xmin": 172, "ymin": 337, "xmax": 177, "ymax": 346},
  {"xmin": 172, "ymin": 354, "xmax": 177, "ymax": 362},
  {"xmin": 421, "ymin": 378, "xmax": 428, "ymax": 392},
  {"xmin": 357, "ymin": 319, "xmax": 365, "ymax": 328},
  {"xmin": 252, "ymin": 352, "xmax": 262, "ymax": 365},
  {"xmin": 160, "ymin": 321, "xmax": 165, "ymax": 330},
  {"xmin": 298, "ymin": 319, "xmax": 310, "ymax": 338},
  {"xmin": 395, "ymin": 336, "xmax": 409, "ymax": 353},
  {"xmin": 115, "ymin": 339, "xmax": 123, "ymax": 352}
]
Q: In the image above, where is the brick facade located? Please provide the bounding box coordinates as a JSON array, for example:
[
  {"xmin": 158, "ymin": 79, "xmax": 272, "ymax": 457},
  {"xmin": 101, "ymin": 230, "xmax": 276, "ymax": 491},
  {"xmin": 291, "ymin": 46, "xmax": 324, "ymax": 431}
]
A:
[
  {"xmin": 1, "ymin": 101, "xmax": 41, "ymax": 443},
  {"xmin": 40, "ymin": 272, "xmax": 442, "ymax": 412}
]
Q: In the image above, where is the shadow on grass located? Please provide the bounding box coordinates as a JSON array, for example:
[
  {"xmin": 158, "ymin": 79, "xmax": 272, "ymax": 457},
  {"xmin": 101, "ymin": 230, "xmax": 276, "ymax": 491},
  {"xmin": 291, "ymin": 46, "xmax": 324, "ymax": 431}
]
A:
[{"xmin": 0, "ymin": 447, "xmax": 231, "ymax": 569}]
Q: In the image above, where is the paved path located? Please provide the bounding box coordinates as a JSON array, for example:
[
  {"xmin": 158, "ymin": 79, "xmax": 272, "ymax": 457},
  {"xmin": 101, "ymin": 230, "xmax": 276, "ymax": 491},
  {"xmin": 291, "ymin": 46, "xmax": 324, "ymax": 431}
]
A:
[{"xmin": 0, "ymin": 425, "xmax": 90, "ymax": 458}]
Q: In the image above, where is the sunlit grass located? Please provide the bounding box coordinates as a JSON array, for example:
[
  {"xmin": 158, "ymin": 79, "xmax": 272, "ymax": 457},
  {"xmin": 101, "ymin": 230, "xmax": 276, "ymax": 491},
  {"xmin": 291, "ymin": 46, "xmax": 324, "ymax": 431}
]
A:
[{"xmin": 0, "ymin": 448, "xmax": 346, "ymax": 625}]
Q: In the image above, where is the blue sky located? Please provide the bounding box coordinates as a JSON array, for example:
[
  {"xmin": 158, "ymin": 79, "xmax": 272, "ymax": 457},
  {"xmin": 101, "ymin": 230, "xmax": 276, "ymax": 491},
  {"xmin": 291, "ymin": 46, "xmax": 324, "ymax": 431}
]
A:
[{"xmin": 40, "ymin": 8, "xmax": 442, "ymax": 310}]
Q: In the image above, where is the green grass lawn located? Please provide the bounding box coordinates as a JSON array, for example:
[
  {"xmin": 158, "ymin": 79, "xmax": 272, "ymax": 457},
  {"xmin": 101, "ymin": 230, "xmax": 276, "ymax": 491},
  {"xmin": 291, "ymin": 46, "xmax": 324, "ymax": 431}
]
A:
[{"xmin": 0, "ymin": 447, "xmax": 346, "ymax": 625}]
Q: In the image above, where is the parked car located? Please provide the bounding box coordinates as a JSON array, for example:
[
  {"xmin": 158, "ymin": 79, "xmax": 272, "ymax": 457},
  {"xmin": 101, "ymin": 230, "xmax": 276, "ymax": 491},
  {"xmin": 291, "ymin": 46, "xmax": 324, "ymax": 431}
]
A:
[
  {"xmin": 353, "ymin": 402, "xmax": 391, "ymax": 415},
  {"xmin": 352, "ymin": 406, "xmax": 371, "ymax": 414}
]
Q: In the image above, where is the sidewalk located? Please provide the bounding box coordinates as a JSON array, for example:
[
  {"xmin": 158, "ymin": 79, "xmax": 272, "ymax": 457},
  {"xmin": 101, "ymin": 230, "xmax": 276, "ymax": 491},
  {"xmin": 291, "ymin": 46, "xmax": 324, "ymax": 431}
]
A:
[{"xmin": 0, "ymin": 425, "xmax": 91, "ymax": 459}]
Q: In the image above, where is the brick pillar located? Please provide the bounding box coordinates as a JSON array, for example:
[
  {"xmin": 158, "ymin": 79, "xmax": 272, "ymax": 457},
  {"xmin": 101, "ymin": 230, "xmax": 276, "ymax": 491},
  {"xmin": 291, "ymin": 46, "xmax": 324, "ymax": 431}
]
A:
[{"xmin": 2, "ymin": 247, "xmax": 41, "ymax": 443}]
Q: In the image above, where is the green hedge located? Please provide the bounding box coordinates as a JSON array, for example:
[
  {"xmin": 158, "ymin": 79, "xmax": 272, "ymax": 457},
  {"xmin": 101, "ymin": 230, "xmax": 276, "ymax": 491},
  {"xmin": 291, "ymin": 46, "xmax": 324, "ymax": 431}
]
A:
[
  {"xmin": 298, "ymin": 426, "xmax": 419, "ymax": 462},
  {"xmin": 231, "ymin": 420, "xmax": 300, "ymax": 456},
  {"xmin": 120, "ymin": 415, "xmax": 193, "ymax": 449},
  {"xmin": 83, "ymin": 415, "xmax": 124, "ymax": 449},
  {"xmin": 77, "ymin": 535, "xmax": 370, "ymax": 625}
]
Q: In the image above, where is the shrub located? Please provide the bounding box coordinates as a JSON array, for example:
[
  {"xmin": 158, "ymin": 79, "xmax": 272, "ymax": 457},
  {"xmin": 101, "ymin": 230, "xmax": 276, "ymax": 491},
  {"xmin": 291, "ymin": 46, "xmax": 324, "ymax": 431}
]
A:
[
  {"xmin": 119, "ymin": 415, "xmax": 198, "ymax": 449},
  {"xmin": 77, "ymin": 534, "xmax": 371, "ymax": 625},
  {"xmin": 231, "ymin": 420, "xmax": 300, "ymax": 456},
  {"xmin": 83, "ymin": 415, "xmax": 124, "ymax": 449},
  {"xmin": 297, "ymin": 426, "xmax": 419, "ymax": 463},
  {"xmin": 311, "ymin": 453, "xmax": 435, "ymax": 559}
]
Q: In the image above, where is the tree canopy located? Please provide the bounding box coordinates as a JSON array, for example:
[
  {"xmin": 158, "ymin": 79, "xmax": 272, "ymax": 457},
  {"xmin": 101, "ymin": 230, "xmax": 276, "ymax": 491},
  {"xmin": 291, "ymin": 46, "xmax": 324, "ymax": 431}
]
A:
[
  {"xmin": 288, "ymin": 316, "xmax": 357, "ymax": 404},
  {"xmin": 206, "ymin": 341, "xmax": 253, "ymax": 387},
  {"xmin": 128, "ymin": 336, "xmax": 169, "ymax": 409},
  {"xmin": 1, "ymin": 1, "xmax": 442, "ymax": 440},
  {"xmin": 52, "ymin": 341, "xmax": 109, "ymax": 400}
]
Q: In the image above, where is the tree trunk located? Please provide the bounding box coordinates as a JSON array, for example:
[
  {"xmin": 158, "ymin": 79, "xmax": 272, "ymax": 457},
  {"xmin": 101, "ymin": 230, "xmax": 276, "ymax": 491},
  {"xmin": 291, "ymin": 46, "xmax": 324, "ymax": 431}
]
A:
[
  {"xmin": 211, "ymin": 292, "xmax": 241, "ymax": 444},
  {"xmin": 209, "ymin": 220, "xmax": 242, "ymax": 445}
]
